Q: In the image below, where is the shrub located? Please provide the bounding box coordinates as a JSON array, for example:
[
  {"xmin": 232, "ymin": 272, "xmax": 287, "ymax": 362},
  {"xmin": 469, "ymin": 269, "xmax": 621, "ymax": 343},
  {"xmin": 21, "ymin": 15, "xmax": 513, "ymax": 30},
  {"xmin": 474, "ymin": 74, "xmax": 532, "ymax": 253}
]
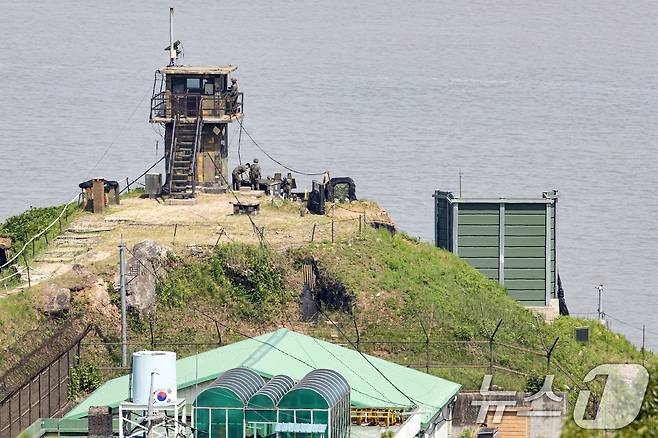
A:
[
  {"xmin": 69, "ymin": 362, "xmax": 101, "ymax": 400},
  {"xmin": 156, "ymin": 244, "xmax": 290, "ymax": 321}
]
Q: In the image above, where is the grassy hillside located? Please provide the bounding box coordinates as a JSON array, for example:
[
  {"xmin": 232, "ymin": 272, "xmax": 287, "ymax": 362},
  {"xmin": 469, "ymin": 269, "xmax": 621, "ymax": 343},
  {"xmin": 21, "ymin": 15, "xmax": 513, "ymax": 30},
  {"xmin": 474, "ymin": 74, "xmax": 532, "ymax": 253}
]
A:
[
  {"xmin": 132, "ymin": 227, "xmax": 648, "ymax": 394},
  {"xmin": 290, "ymin": 229, "xmax": 646, "ymax": 391},
  {"xmin": 1, "ymin": 205, "xmax": 653, "ymax": 434}
]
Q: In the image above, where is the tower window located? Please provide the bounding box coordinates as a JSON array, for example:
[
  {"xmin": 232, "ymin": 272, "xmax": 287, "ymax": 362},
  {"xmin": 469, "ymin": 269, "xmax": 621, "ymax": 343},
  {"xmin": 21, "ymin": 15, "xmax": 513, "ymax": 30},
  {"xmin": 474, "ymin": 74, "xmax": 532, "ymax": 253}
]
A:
[
  {"xmin": 186, "ymin": 78, "xmax": 202, "ymax": 91},
  {"xmin": 204, "ymin": 81, "xmax": 215, "ymax": 95}
]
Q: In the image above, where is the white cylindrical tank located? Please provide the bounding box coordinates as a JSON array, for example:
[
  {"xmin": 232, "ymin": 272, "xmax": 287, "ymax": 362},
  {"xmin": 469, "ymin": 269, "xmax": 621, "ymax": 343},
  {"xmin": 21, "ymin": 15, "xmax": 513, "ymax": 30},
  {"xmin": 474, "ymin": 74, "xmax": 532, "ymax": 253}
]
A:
[{"xmin": 131, "ymin": 351, "xmax": 177, "ymax": 406}]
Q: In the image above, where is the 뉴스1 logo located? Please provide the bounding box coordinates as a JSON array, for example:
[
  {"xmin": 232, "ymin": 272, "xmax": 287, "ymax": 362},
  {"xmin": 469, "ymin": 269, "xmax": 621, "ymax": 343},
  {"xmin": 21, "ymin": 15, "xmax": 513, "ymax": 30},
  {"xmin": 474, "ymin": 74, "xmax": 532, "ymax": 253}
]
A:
[
  {"xmin": 573, "ymin": 364, "xmax": 649, "ymax": 430},
  {"xmin": 472, "ymin": 364, "xmax": 649, "ymax": 430}
]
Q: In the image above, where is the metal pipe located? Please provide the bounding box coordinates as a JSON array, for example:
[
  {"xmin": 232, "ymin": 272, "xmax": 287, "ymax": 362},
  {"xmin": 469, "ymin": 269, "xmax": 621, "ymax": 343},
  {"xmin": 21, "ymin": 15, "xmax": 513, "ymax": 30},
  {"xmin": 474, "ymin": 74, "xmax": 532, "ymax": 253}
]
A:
[
  {"xmin": 119, "ymin": 236, "xmax": 127, "ymax": 367},
  {"xmin": 169, "ymin": 8, "xmax": 175, "ymax": 65},
  {"xmin": 596, "ymin": 284, "xmax": 604, "ymax": 321}
]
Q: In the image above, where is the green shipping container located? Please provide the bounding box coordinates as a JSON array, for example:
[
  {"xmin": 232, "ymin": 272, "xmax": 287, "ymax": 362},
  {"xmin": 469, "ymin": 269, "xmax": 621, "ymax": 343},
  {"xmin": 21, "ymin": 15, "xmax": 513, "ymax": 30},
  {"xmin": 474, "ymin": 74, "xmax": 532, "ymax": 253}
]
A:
[{"xmin": 433, "ymin": 190, "xmax": 558, "ymax": 307}]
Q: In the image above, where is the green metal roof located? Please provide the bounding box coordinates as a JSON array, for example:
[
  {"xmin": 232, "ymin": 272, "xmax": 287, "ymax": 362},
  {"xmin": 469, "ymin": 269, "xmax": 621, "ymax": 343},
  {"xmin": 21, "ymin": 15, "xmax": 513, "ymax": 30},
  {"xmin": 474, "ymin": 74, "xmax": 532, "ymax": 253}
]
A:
[
  {"xmin": 195, "ymin": 367, "xmax": 264, "ymax": 408},
  {"xmin": 279, "ymin": 369, "xmax": 349, "ymax": 409},
  {"xmin": 248, "ymin": 375, "xmax": 295, "ymax": 409},
  {"xmin": 65, "ymin": 329, "xmax": 460, "ymax": 425}
]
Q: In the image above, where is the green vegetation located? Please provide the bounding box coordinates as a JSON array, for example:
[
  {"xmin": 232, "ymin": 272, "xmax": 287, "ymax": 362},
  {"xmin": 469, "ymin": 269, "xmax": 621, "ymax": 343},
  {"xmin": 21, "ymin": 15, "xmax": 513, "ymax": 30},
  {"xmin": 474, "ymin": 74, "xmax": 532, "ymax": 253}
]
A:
[
  {"xmin": 157, "ymin": 244, "xmax": 291, "ymax": 321},
  {"xmin": 68, "ymin": 362, "xmax": 102, "ymax": 400},
  {"xmin": 144, "ymin": 228, "xmax": 650, "ymax": 397},
  {"xmin": 292, "ymin": 229, "xmax": 647, "ymax": 391},
  {"xmin": 0, "ymin": 203, "xmax": 78, "ymax": 290},
  {"xmin": 0, "ymin": 291, "xmax": 50, "ymax": 373},
  {"xmin": 0, "ymin": 203, "xmax": 78, "ymax": 256}
]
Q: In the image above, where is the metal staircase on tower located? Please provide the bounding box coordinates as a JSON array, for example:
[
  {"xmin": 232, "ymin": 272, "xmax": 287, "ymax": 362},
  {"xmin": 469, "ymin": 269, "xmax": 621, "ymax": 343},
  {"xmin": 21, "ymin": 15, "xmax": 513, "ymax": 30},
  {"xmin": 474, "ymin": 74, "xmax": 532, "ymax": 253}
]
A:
[{"xmin": 167, "ymin": 107, "xmax": 203, "ymax": 199}]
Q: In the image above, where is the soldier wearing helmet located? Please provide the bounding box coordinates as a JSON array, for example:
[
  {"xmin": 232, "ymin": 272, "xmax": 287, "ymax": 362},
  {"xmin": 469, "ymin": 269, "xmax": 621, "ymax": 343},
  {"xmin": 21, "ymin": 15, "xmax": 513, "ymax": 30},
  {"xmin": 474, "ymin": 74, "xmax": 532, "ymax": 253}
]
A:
[
  {"xmin": 228, "ymin": 77, "xmax": 239, "ymax": 113},
  {"xmin": 231, "ymin": 163, "xmax": 250, "ymax": 191},
  {"xmin": 249, "ymin": 158, "xmax": 261, "ymax": 190}
]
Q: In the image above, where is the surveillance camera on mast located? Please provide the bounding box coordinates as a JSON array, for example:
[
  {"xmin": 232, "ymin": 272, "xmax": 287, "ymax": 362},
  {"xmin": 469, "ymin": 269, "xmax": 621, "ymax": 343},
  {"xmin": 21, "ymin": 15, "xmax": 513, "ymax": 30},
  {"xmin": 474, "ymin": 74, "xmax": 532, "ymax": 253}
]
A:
[
  {"xmin": 165, "ymin": 8, "xmax": 183, "ymax": 66},
  {"xmin": 164, "ymin": 40, "xmax": 184, "ymax": 65}
]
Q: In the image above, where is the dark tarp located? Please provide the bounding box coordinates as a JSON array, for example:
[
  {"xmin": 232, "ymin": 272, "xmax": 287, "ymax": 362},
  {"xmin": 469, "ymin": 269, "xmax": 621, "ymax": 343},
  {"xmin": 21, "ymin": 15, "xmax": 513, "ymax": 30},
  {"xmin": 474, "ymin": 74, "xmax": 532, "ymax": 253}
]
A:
[{"xmin": 557, "ymin": 274, "xmax": 569, "ymax": 316}]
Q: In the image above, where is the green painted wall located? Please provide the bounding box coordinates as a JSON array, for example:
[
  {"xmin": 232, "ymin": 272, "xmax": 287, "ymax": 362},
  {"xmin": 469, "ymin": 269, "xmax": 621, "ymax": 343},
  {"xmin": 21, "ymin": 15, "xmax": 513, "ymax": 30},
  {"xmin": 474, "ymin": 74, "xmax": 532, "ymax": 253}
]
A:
[
  {"xmin": 504, "ymin": 204, "xmax": 546, "ymax": 306},
  {"xmin": 457, "ymin": 203, "xmax": 500, "ymax": 281},
  {"xmin": 434, "ymin": 191, "xmax": 557, "ymax": 307}
]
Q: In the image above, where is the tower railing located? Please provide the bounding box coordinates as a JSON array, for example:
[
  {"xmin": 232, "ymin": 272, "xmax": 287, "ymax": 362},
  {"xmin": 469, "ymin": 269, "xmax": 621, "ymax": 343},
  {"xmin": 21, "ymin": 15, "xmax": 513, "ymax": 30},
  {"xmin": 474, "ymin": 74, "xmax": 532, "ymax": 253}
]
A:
[
  {"xmin": 167, "ymin": 115, "xmax": 178, "ymax": 194},
  {"xmin": 191, "ymin": 98, "xmax": 204, "ymax": 196},
  {"xmin": 150, "ymin": 93, "xmax": 243, "ymax": 120}
]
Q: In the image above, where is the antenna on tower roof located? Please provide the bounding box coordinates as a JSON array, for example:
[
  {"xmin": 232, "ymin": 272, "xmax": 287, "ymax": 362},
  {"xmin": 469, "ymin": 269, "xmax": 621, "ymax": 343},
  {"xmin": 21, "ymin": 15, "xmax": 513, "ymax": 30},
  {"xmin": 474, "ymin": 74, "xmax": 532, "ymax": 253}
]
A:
[{"xmin": 164, "ymin": 7, "xmax": 183, "ymax": 66}]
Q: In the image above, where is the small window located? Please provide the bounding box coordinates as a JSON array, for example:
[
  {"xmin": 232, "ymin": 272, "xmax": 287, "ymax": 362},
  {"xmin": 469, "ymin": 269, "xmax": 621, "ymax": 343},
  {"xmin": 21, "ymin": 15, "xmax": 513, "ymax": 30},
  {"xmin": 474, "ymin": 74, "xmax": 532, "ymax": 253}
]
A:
[
  {"xmin": 172, "ymin": 78, "xmax": 185, "ymax": 94},
  {"xmin": 203, "ymin": 80, "xmax": 215, "ymax": 95},
  {"xmin": 186, "ymin": 78, "xmax": 201, "ymax": 91}
]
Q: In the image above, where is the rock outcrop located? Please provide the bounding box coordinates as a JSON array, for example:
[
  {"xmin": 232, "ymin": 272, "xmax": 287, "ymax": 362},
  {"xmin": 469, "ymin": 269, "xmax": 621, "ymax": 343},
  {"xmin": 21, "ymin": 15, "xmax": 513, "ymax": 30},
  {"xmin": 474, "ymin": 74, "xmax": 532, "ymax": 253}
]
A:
[
  {"xmin": 125, "ymin": 240, "xmax": 169, "ymax": 315},
  {"xmin": 40, "ymin": 284, "xmax": 71, "ymax": 316}
]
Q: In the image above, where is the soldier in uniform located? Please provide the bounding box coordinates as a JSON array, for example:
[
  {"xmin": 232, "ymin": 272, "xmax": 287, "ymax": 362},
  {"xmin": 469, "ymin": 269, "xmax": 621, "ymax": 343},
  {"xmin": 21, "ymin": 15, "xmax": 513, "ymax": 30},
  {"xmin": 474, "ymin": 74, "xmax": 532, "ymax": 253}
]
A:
[
  {"xmin": 229, "ymin": 77, "xmax": 239, "ymax": 113},
  {"xmin": 231, "ymin": 163, "xmax": 249, "ymax": 191},
  {"xmin": 281, "ymin": 172, "xmax": 295, "ymax": 199},
  {"xmin": 249, "ymin": 158, "xmax": 261, "ymax": 190}
]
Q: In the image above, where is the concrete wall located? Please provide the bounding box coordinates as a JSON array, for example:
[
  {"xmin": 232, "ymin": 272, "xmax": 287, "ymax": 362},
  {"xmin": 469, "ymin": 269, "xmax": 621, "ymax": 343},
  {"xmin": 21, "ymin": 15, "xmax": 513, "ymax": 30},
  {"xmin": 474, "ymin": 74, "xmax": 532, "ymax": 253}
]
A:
[
  {"xmin": 394, "ymin": 411, "xmax": 421, "ymax": 438},
  {"xmin": 422, "ymin": 406, "xmax": 451, "ymax": 438},
  {"xmin": 451, "ymin": 391, "xmax": 567, "ymax": 438}
]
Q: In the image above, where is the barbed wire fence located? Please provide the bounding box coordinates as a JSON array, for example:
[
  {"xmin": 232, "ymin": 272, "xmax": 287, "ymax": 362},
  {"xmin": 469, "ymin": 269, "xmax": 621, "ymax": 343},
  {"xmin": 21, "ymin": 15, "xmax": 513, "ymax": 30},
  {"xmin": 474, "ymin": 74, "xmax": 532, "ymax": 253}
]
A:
[{"xmin": 76, "ymin": 329, "xmax": 587, "ymax": 394}]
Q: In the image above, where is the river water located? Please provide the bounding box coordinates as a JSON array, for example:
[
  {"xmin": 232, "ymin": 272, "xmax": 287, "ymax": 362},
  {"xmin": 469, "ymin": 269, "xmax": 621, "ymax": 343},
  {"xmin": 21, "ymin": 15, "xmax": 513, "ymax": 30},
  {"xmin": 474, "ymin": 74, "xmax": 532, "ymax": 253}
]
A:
[{"xmin": 1, "ymin": 1, "xmax": 657, "ymax": 349}]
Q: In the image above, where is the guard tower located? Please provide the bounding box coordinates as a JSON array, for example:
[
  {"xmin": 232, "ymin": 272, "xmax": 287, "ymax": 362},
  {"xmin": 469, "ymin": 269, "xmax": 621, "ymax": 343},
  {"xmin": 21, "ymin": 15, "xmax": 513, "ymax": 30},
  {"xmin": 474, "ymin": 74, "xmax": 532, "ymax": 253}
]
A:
[{"xmin": 149, "ymin": 9, "xmax": 243, "ymax": 198}]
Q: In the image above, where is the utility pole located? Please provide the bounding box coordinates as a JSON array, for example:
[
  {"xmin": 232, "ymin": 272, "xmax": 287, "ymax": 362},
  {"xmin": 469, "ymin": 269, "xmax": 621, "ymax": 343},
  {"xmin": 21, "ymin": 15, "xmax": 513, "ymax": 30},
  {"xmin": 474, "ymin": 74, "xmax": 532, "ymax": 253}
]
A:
[
  {"xmin": 119, "ymin": 236, "xmax": 128, "ymax": 367},
  {"xmin": 596, "ymin": 284, "xmax": 604, "ymax": 322}
]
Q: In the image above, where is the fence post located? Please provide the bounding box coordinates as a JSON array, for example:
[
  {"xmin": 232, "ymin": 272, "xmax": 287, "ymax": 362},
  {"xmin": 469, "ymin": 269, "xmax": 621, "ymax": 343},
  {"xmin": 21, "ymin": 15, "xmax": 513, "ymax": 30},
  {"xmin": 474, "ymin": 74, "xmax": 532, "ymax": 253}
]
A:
[
  {"xmin": 546, "ymin": 337, "xmax": 559, "ymax": 373},
  {"xmin": 642, "ymin": 325, "xmax": 646, "ymax": 366},
  {"xmin": 126, "ymin": 177, "xmax": 131, "ymax": 193},
  {"xmin": 119, "ymin": 238, "xmax": 128, "ymax": 367},
  {"xmin": 489, "ymin": 319, "xmax": 503, "ymax": 375},
  {"xmin": 352, "ymin": 308, "xmax": 361, "ymax": 351},
  {"xmin": 215, "ymin": 321, "xmax": 222, "ymax": 345},
  {"xmin": 420, "ymin": 321, "xmax": 430, "ymax": 374},
  {"xmin": 419, "ymin": 304, "xmax": 435, "ymax": 374},
  {"xmin": 214, "ymin": 229, "xmax": 225, "ymax": 248},
  {"xmin": 22, "ymin": 254, "xmax": 31, "ymax": 288},
  {"xmin": 149, "ymin": 317, "xmax": 155, "ymax": 349},
  {"xmin": 331, "ymin": 220, "xmax": 335, "ymax": 243},
  {"xmin": 359, "ymin": 215, "xmax": 362, "ymax": 236},
  {"xmin": 311, "ymin": 224, "xmax": 316, "ymax": 242},
  {"xmin": 173, "ymin": 224, "xmax": 178, "ymax": 244}
]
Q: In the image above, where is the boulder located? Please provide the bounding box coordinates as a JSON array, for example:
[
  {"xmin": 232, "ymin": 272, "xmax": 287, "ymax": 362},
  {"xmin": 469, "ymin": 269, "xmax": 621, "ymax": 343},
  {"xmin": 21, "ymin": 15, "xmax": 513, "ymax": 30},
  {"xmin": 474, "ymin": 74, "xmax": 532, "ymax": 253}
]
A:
[
  {"xmin": 65, "ymin": 264, "xmax": 94, "ymax": 291},
  {"xmin": 125, "ymin": 240, "xmax": 168, "ymax": 315},
  {"xmin": 41, "ymin": 284, "xmax": 71, "ymax": 316},
  {"xmin": 87, "ymin": 278, "xmax": 111, "ymax": 309}
]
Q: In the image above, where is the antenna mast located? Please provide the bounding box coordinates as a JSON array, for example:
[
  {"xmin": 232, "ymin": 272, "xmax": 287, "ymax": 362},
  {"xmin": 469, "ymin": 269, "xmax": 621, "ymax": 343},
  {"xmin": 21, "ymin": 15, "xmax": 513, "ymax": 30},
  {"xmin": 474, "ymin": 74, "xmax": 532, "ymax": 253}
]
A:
[{"xmin": 169, "ymin": 8, "xmax": 176, "ymax": 66}]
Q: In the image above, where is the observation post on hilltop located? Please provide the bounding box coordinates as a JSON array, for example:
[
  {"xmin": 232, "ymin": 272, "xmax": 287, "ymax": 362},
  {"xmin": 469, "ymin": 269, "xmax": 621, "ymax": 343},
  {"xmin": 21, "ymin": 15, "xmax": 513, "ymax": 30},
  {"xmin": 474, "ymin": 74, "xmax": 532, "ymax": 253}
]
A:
[{"xmin": 149, "ymin": 9, "xmax": 244, "ymax": 199}]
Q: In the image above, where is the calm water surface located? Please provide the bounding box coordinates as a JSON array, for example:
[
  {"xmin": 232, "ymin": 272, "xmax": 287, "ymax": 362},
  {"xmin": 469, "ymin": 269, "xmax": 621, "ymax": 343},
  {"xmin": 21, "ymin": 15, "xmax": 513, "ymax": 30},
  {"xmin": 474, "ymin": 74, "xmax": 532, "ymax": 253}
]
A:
[{"xmin": 1, "ymin": 1, "xmax": 657, "ymax": 349}]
